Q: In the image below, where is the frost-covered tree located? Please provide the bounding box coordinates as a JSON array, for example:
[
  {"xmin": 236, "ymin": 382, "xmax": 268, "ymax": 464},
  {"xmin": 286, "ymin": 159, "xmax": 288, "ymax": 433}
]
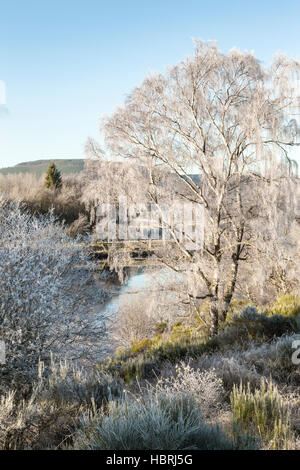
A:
[
  {"xmin": 0, "ymin": 199, "xmax": 106, "ymax": 390},
  {"xmin": 81, "ymin": 144, "xmax": 149, "ymax": 224},
  {"xmin": 100, "ymin": 41, "xmax": 300, "ymax": 334}
]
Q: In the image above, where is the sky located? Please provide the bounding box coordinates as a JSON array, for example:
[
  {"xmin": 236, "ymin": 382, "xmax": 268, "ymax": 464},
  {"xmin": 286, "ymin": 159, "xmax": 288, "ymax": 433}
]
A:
[{"xmin": 1, "ymin": 0, "xmax": 300, "ymax": 168}]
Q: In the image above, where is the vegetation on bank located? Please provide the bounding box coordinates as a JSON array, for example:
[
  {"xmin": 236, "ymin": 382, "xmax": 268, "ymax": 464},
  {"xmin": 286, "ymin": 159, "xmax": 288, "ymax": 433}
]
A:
[
  {"xmin": 0, "ymin": 283, "xmax": 299, "ymax": 449},
  {"xmin": 100, "ymin": 296, "xmax": 299, "ymax": 383}
]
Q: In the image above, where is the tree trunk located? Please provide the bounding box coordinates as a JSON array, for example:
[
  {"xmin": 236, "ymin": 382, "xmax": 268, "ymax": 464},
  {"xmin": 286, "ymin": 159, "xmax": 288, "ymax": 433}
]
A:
[{"xmin": 210, "ymin": 300, "xmax": 219, "ymax": 336}]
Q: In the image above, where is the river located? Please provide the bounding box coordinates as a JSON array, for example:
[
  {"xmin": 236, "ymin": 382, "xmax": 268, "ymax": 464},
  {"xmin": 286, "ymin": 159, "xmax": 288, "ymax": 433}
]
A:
[{"xmin": 95, "ymin": 266, "xmax": 185, "ymax": 355}]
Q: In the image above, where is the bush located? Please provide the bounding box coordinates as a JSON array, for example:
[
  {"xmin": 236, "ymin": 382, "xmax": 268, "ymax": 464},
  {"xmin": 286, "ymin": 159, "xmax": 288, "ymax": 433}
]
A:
[
  {"xmin": 0, "ymin": 359, "xmax": 122, "ymax": 450},
  {"xmin": 68, "ymin": 213, "xmax": 90, "ymax": 238},
  {"xmin": 198, "ymin": 333, "xmax": 300, "ymax": 393},
  {"xmin": 155, "ymin": 321, "xmax": 168, "ymax": 335},
  {"xmin": 267, "ymin": 293, "xmax": 300, "ymax": 319},
  {"xmin": 261, "ymin": 334, "xmax": 300, "ymax": 385},
  {"xmin": 131, "ymin": 338, "xmax": 153, "ymax": 355},
  {"xmin": 0, "ymin": 199, "xmax": 104, "ymax": 389},
  {"xmin": 153, "ymin": 363, "xmax": 225, "ymax": 419},
  {"xmin": 109, "ymin": 292, "xmax": 174, "ymax": 348},
  {"xmin": 37, "ymin": 358, "xmax": 123, "ymax": 409},
  {"xmin": 222, "ymin": 306, "xmax": 297, "ymax": 345},
  {"xmin": 72, "ymin": 393, "xmax": 240, "ymax": 450},
  {"xmin": 231, "ymin": 380, "xmax": 293, "ymax": 449},
  {"xmin": 0, "ymin": 387, "xmax": 80, "ymax": 450},
  {"xmin": 198, "ymin": 351, "xmax": 264, "ymax": 393}
]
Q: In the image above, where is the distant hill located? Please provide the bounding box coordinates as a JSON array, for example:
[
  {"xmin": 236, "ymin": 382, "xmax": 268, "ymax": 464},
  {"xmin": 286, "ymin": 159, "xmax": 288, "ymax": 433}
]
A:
[
  {"xmin": 0, "ymin": 159, "xmax": 201, "ymax": 186},
  {"xmin": 0, "ymin": 159, "xmax": 85, "ymax": 177}
]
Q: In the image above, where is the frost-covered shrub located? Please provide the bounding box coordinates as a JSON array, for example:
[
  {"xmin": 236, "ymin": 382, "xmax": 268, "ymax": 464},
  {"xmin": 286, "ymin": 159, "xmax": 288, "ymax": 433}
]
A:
[
  {"xmin": 198, "ymin": 333, "xmax": 300, "ymax": 391},
  {"xmin": 0, "ymin": 389, "xmax": 75, "ymax": 450},
  {"xmin": 0, "ymin": 384, "xmax": 80, "ymax": 450},
  {"xmin": 110, "ymin": 294, "xmax": 168, "ymax": 347},
  {"xmin": 154, "ymin": 363, "xmax": 225, "ymax": 418},
  {"xmin": 231, "ymin": 380, "xmax": 293, "ymax": 449},
  {"xmin": 0, "ymin": 199, "xmax": 105, "ymax": 389},
  {"xmin": 37, "ymin": 358, "xmax": 123, "ymax": 408},
  {"xmin": 68, "ymin": 213, "xmax": 90, "ymax": 238},
  {"xmin": 108, "ymin": 271, "xmax": 184, "ymax": 348},
  {"xmin": 199, "ymin": 352, "xmax": 264, "ymax": 392},
  {"xmin": 0, "ymin": 359, "xmax": 121, "ymax": 450},
  {"xmin": 72, "ymin": 393, "xmax": 238, "ymax": 450},
  {"xmin": 242, "ymin": 335, "xmax": 300, "ymax": 385}
]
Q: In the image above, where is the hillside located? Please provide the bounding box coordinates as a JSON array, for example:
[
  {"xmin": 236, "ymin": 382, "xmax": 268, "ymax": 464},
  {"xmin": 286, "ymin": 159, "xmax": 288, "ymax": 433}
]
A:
[{"xmin": 0, "ymin": 159, "xmax": 84, "ymax": 177}]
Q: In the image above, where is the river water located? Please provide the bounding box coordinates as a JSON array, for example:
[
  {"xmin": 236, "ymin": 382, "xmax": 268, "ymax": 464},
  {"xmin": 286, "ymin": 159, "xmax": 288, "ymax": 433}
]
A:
[
  {"xmin": 90, "ymin": 263, "xmax": 191, "ymax": 361},
  {"xmin": 98, "ymin": 267, "xmax": 171, "ymax": 316}
]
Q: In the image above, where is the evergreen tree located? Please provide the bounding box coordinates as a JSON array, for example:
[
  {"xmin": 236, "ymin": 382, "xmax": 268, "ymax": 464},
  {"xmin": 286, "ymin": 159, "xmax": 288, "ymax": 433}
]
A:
[{"xmin": 44, "ymin": 162, "xmax": 62, "ymax": 189}]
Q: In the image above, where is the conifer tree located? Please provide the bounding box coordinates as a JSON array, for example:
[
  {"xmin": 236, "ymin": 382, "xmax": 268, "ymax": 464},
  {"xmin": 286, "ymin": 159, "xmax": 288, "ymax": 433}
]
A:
[{"xmin": 45, "ymin": 161, "xmax": 62, "ymax": 189}]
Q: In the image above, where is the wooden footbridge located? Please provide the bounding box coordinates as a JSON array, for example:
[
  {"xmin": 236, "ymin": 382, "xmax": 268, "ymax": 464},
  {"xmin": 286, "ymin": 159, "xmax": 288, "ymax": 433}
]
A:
[{"xmin": 89, "ymin": 239, "xmax": 178, "ymax": 268}]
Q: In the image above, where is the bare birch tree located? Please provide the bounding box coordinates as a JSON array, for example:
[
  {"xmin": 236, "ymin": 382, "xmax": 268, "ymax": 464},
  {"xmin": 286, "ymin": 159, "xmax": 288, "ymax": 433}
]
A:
[{"xmin": 99, "ymin": 41, "xmax": 300, "ymax": 334}]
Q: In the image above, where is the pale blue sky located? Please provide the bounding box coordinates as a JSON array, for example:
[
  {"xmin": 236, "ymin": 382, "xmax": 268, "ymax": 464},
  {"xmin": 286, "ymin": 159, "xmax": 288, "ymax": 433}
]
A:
[{"xmin": 1, "ymin": 0, "xmax": 300, "ymax": 167}]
